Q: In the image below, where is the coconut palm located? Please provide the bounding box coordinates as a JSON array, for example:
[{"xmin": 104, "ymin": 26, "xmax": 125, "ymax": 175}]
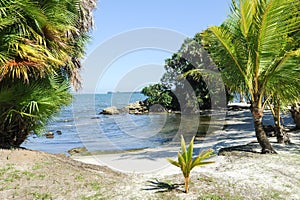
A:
[
  {"xmin": 167, "ymin": 135, "xmax": 214, "ymax": 193},
  {"xmin": 202, "ymin": 0, "xmax": 300, "ymax": 153}
]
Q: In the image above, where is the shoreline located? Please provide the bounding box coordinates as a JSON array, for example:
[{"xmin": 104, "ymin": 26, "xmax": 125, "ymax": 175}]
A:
[
  {"xmin": 71, "ymin": 109, "xmax": 300, "ymax": 174},
  {"xmin": 1, "ymin": 131, "xmax": 299, "ymax": 199},
  {"xmin": 1, "ymin": 109, "xmax": 300, "ymax": 199}
]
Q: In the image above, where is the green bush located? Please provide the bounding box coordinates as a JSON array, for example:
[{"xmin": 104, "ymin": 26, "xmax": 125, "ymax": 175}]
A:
[
  {"xmin": 0, "ymin": 75, "xmax": 71, "ymax": 148},
  {"xmin": 142, "ymin": 84, "xmax": 173, "ymax": 111}
]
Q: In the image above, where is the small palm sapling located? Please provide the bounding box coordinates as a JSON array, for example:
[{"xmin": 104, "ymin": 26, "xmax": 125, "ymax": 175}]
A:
[{"xmin": 167, "ymin": 135, "xmax": 215, "ymax": 193}]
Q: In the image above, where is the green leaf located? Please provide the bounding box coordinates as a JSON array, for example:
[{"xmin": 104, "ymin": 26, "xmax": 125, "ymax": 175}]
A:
[
  {"xmin": 178, "ymin": 151, "xmax": 185, "ymax": 168},
  {"xmin": 187, "ymin": 136, "xmax": 194, "ymax": 163},
  {"xmin": 166, "ymin": 158, "xmax": 180, "ymax": 168},
  {"xmin": 191, "ymin": 149, "xmax": 214, "ymax": 169},
  {"xmin": 181, "ymin": 135, "xmax": 187, "ymax": 162},
  {"xmin": 192, "ymin": 161, "xmax": 215, "ymax": 168}
]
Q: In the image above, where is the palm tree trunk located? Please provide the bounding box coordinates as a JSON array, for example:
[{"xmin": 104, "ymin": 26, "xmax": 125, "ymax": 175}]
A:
[
  {"xmin": 239, "ymin": 91, "xmax": 245, "ymax": 103},
  {"xmin": 0, "ymin": 117, "xmax": 29, "ymax": 148},
  {"xmin": 251, "ymin": 103, "xmax": 277, "ymax": 154},
  {"xmin": 291, "ymin": 103, "xmax": 300, "ymax": 129},
  {"xmin": 184, "ymin": 176, "xmax": 189, "ymax": 193},
  {"xmin": 274, "ymin": 100, "xmax": 289, "ymax": 144}
]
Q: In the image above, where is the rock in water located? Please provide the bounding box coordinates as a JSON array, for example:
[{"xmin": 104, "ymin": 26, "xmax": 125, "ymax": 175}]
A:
[
  {"xmin": 68, "ymin": 147, "xmax": 87, "ymax": 155},
  {"xmin": 99, "ymin": 106, "xmax": 120, "ymax": 115},
  {"xmin": 99, "ymin": 101, "xmax": 150, "ymax": 115},
  {"xmin": 126, "ymin": 101, "xmax": 149, "ymax": 114},
  {"xmin": 45, "ymin": 132, "xmax": 54, "ymax": 139}
]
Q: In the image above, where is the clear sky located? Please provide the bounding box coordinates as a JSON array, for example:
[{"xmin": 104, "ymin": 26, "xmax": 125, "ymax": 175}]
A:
[{"xmin": 81, "ymin": 0, "xmax": 231, "ymax": 94}]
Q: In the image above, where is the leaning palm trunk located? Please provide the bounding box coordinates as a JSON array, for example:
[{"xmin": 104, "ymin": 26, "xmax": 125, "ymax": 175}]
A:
[
  {"xmin": 273, "ymin": 100, "xmax": 289, "ymax": 144},
  {"xmin": 252, "ymin": 102, "xmax": 276, "ymax": 153},
  {"xmin": 267, "ymin": 99, "xmax": 289, "ymax": 144}
]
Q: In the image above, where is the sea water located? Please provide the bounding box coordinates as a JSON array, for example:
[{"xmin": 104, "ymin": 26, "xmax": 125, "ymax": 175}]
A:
[
  {"xmin": 21, "ymin": 92, "xmax": 296, "ymax": 155},
  {"xmin": 22, "ymin": 92, "xmax": 225, "ymax": 154}
]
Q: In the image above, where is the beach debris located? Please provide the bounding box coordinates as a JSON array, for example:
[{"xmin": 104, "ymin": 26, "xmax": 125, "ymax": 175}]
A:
[{"xmin": 263, "ymin": 125, "xmax": 276, "ymax": 137}]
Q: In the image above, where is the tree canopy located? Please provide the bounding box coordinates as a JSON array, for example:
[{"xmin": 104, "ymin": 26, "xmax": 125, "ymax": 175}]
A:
[
  {"xmin": 142, "ymin": 35, "xmax": 226, "ymax": 113},
  {"xmin": 0, "ymin": 0, "xmax": 96, "ymax": 148},
  {"xmin": 201, "ymin": 0, "xmax": 300, "ymax": 153}
]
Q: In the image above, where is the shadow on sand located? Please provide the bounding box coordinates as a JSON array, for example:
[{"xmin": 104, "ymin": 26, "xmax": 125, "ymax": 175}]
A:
[{"xmin": 143, "ymin": 179, "xmax": 184, "ymax": 193}]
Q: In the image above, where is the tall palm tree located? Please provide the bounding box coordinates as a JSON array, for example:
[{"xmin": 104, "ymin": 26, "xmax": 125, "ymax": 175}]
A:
[
  {"xmin": 0, "ymin": 0, "xmax": 96, "ymax": 147},
  {"xmin": 202, "ymin": 0, "xmax": 300, "ymax": 153}
]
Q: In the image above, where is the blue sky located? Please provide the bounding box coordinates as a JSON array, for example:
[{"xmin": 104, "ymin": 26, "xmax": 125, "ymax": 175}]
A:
[{"xmin": 81, "ymin": 0, "xmax": 231, "ymax": 93}]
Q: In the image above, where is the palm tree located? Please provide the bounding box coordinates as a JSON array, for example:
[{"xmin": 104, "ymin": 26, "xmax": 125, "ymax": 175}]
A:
[
  {"xmin": 202, "ymin": 0, "xmax": 300, "ymax": 153},
  {"xmin": 167, "ymin": 136, "xmax": 214, "ymax": 193},
  {"xmin": 0, "ymin": 0, "xmax": 96, "ymax": 147},
  {"xmin": 0, "ymin": 75, "xmax": 71, "ymax": 148},
  {"xmin": 0, "ymin": 0, "xmax": 96, "ymax": 86}
]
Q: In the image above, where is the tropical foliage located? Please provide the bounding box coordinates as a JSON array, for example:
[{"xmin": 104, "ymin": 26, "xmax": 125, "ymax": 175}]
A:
[
  {"xmin": 162, "ymin": 37, "xmax": 212, "ymax": 112},
  {"xmin": 142, "ymin": 35, "xmax": 225, "ymax": 113},
  {"xmin": 0, "ymin": 75, "xmax": 71, "ymax": 148},
  {"xmin": 167, "ymin": 135, "xmax": 214, "ymax": 193},
  {"xmin": 141, "ymin": 84, "xmax": 174, "ymax": 111},
  {"xmin": 201, "ymin": 0, "xmax": 300, "ymax": 153},
  {"xmin": 0, "ymin": 0, "xmax": 96, "ymax": 148}
]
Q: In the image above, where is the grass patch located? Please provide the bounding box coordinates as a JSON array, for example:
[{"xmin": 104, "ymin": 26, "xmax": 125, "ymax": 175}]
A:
[
  {"xmin": 199, "ymin": 194, "xmax": 223, "ymax": 200},
  {"xmin": 32, "ymin": 163, "xmax": 43, "ymax": 170},
  {"xmin": 79, "ymin": 193, "xmax": 106, "ymax": 200},
  {"xmin": 75, "ymin": 174, "xmax": 84, "ymax": 181},
  {"xmin": 31, "ymin": 192, "xmax": 53, "ymax": 200},
  {"xmin": 198, "ymin": 194, "xmax": 242, "ymax": 200},
  {"xmin": 90, "ymin": 181, "xmax": 101, "ymax": 191}
]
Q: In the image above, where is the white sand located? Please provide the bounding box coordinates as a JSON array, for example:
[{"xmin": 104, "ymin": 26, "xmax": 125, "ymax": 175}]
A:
[
  {"xmin": 72, "ymin": 110, "xmax": 300, "ymax": 199},
  {"xmin": 72, "ymin": 110, "xmax": 257, "ymax": 173}
]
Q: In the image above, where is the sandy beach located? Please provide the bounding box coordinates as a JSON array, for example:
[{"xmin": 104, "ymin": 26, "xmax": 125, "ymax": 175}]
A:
[{"xmin": 1, "ymin": 110, "xmax": 300, "ymax": 199}]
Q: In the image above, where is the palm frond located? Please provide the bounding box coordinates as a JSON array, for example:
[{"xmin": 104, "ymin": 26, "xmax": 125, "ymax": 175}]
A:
[
  {"xmin": 205, "ymin": 0, "xmax": 300, "ymax": 104},
  {"xmin": 166, "ymin": 158, "xmax": 180, "ymax": 168},
  {"xmin": 255, "ymin": 0, "xmax": 300, "ymax": 75},
  {"xmin": 180, "ymin": 135, "xmax": 187, "ymax": 162},
  {"xmin": 187, "ymin": 136, "xmax": 194, "ymax": 162},
  {"xmin": 209, "ymin": 26, "xmax": 247, "ymax": 79}
]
